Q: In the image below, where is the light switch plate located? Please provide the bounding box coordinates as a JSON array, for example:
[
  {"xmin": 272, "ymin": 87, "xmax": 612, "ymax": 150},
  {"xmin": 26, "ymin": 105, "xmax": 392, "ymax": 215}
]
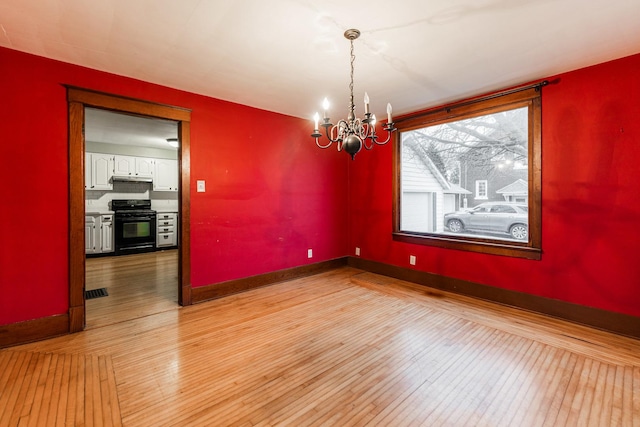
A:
[{"xmin": 197, "ymin": 180, "xmax": 206, "ymax": 192}]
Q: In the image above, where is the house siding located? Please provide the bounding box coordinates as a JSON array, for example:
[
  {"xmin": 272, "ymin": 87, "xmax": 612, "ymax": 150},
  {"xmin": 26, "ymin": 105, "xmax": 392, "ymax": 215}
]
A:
[{"xmin": 401, "ymin": 154, "xmax": 445, "ymax": 232}]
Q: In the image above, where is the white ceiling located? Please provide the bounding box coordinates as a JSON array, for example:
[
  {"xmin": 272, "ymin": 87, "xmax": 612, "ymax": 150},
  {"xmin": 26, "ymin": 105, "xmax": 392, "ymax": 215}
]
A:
[
  {"xmin": 85, "ymin": 108, "xmax": 178, "ymax": 149},
  {"xmin": 2, "ymin": 0, "xmax": 640, "ymax": 125}
]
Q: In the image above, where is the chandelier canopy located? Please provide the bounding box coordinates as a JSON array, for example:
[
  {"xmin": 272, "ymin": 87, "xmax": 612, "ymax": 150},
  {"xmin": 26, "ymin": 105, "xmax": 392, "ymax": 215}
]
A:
[{"xmin": 311, "ymin": 29, "xmax": 396, "ymax": 160}]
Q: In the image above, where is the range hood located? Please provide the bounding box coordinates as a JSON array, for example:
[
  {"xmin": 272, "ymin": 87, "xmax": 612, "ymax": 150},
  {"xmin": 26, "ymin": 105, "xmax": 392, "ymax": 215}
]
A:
[{"xmin": 112, "ymin": 175, "xmax": 153, "ymax": 183}]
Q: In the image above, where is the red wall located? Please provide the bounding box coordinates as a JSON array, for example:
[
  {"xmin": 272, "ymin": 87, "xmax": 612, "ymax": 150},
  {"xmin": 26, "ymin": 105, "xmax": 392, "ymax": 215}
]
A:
[
  {"xmin": 2, "ymin": 46, "xmax": 638, "ymax": 327},
  {"xmin": 0, "ymin": 47, "xmax": 348, "ymax": 325},
  {"xmin": 349, "ymin": 53, "xmax": 640, "ymax": 317}
]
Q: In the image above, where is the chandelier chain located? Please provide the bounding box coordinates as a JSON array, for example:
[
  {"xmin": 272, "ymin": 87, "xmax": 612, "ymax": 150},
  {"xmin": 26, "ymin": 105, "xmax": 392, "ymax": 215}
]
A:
[{"xmin": 349, "ymin": 38, "xmax": 355, "ymax": 116}]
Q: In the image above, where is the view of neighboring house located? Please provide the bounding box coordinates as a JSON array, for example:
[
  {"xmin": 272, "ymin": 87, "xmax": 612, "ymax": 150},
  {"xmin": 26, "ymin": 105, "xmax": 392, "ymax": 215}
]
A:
[
  {"xmin": 496, "ymin": 178, "xmax": 528, "ymax": 203},
  {"xmin": 401, "ymin": 138, "xmax": 528, "ymax": 234},
  {"xmin": 458, "ymin": 155, "xmax": 528, "ymax": 208},
  {"xmin": 401, "ymin": 144, "xmax": 471, "ymax": 233}
]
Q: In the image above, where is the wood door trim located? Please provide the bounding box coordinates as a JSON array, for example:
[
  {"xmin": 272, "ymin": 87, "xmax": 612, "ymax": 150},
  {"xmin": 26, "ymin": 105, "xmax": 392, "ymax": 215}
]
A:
[
  {"xmin": 67, "ymin": 86, "xmax": 191, "ymax": 121},
  {"xmin": 68, "ymin": 87, "xmax": 192, "ymax": 332}
]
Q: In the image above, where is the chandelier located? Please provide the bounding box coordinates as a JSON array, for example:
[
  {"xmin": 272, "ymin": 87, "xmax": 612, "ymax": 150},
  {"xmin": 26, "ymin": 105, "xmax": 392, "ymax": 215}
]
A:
[{"xmin": 311, "ymin": 29, "xmax": 396, "ymax": 160}]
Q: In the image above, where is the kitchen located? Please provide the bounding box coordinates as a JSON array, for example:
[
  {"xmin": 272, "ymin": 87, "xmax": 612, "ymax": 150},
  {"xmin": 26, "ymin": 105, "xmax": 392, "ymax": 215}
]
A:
[{"xmin": 84, "ymin": 107, "xmax": 180, "ymax": 327}]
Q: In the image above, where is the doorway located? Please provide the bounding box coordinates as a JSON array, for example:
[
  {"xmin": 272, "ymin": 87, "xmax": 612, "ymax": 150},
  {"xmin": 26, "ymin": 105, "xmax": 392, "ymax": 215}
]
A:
[
  {"xmin": 84, "ymin": 108, "xmax": 179, "ymax": 328},
  {"xmin": 68, "ymin": 87, "xmax": 192, "ymax": 332}
]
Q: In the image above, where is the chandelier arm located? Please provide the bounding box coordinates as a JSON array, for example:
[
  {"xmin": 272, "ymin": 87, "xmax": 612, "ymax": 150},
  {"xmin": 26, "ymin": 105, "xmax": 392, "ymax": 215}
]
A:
[
  {"xmin": 315, "ymin": 137, "xmax": 334, "ymax": 149},
  {"xmin": 362, "ymin": 136, "xmax": 375, "ymax": 150},
  {"xmin": 335, "ymin": 119, "xmax": 349, "ymax": 141},
  {"xmin": 372, "ymin": 127, "xmax": 395, "ymax": 145},
  {"xmin": 326, "ymin": 124, "xmax": 339, "ymax": 142},
  {"xmin": 360, "ymin": 126, "xmax": 372, "ymax": 145}
]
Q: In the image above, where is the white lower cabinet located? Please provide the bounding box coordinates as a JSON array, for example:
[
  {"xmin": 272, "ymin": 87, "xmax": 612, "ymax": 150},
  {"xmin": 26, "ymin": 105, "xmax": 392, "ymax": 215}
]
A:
[
  {"xmin": 156, "ymin": 212, "xmax": 178, "ymax": 248},
  {"xmin": 100, "ymin": 214, "xmax": 114, "ymax": 253},
  {"xmin": 85, "ymin": 216, "xmax": 99, "ymax": 254},
  {"xmin": 85, "ymin": 214, "xmax": 114, "ymax": 255}
]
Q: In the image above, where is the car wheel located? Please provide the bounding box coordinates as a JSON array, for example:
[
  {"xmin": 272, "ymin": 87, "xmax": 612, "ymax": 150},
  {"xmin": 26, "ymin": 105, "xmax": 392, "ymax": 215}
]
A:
[
  {"xmin": 510, "ymin": 224, "xmax": 528, "ymax": 240},
  {"xmin": 448, "ymin": 219, "xmax": 464, "ymax": 233}
]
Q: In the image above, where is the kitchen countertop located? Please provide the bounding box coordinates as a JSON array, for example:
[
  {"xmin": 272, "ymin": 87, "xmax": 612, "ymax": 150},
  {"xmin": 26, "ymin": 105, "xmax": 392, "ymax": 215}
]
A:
[
  {"xmin": 85, "ymin": 208, "xmax": 177, "ymax": 214},
  {"xmin": 85, "ymin": 210, "xmax": 114, "ymax": 215}
]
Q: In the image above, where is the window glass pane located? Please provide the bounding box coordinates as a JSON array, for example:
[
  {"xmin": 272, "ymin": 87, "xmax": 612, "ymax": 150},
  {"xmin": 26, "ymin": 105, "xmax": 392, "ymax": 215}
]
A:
[{"xmin": 400, "ymin": 106, "xmax": 529, "ymax": 242}]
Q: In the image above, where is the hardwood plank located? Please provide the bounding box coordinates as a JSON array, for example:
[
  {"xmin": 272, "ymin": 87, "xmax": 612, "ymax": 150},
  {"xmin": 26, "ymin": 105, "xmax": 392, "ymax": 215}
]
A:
[
  {"xmin": 533, "ymin": 351, "xmax": 574, "ymax": 426},
  {"xmin": 34, "ymin": 353, "xmax": 59, "ymax": 426},
  {"xmin": 632, "ymin": 367, "xmax": 640, "ymax": 427},
  {"xmin": 611, "ymin": 366, "xmax": 638, "ymax": 426},
  {"xmin": 0, "ymin": 351, "xmax": 28, "ymax": 424},
  {"xmin": 55, "ymin": 354, "xmax": 71, "ymax": 427}
]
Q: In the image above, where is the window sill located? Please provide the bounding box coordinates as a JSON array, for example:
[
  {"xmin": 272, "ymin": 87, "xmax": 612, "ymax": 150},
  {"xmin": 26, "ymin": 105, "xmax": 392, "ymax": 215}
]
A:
[{"xmin": 392, "ymin": 232, "xmax": 541, "ymax": 260}]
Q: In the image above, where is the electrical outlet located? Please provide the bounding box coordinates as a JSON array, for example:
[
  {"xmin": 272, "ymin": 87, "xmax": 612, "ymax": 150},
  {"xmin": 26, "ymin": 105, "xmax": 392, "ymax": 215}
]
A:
[
  {"xmin": 409, "ymin": 255, "xmax": 416, "ymax": 265},
  {"xmin": 197, "ymin": 180, "xmax": 206, "ymax": 192},
  {"xmin": 308, "ymin": 249, "xmax": 313, "ymax": 258},
  {"xmin": 355, "ymin": 247, "xmax": 361, "ymax": 256}
]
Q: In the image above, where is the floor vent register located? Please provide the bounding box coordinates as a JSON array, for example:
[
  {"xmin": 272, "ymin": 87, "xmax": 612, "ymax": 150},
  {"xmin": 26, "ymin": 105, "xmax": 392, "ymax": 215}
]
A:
[{"xmin": 85, "ymin": 288, "xmax": 109, "ymax": 300}]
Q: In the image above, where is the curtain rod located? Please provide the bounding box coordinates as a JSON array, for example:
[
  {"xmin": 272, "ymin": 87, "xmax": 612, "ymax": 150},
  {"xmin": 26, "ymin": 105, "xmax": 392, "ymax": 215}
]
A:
[{"xmin": 396, "ymin": 80, "xmax": 549, "ymax": 123}]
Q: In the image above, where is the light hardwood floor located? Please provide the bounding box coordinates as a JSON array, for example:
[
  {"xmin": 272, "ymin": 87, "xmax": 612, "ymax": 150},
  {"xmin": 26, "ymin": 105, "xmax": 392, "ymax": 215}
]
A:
[
  {"xmin": 2, "ymin": 259, "xmax": 640, "ymax": 426},
  {"xmin": 85, "ymin": 250, "xmax": 179, "ymax": 329}
]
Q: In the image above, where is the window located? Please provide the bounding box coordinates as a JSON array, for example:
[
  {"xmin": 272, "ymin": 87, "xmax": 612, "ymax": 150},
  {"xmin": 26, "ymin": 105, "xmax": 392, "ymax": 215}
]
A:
[
  {"xmin": 475, "ymin": 180, "xmax": 488, "ymax": 199},
  {"xmin": 393, "ymin": 84, "xmax": 543, "ymax": 259}
]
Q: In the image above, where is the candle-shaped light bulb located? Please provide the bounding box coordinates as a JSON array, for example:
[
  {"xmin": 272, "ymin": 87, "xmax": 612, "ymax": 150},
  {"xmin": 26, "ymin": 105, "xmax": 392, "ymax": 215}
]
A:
[
  {"xmin": 387, "ymin": 103, "xmax": 393, "ymax": 123},
  {"xmin": 322, "ymin": 98, "xmax": 330, "ymax": 118},
  {"xmin": 364, "ymin": 92, "xmax": 370, "ymax": 114},
  {"xmin": 313, "ymin": 112, "xmax": 320, "ymax": 131}
]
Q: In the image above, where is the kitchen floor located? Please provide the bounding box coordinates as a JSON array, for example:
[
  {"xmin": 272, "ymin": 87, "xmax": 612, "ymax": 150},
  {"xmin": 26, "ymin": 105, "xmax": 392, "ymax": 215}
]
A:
[{"xmin": 85, "ymin": 249, "xmax": 178, "ymax": 329}]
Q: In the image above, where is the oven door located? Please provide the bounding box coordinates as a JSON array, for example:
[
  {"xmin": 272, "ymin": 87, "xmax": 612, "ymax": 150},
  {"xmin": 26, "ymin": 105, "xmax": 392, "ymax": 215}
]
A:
[{"xmin": 115, "ymin": 213, "xmax": 156, "ymax": 254}]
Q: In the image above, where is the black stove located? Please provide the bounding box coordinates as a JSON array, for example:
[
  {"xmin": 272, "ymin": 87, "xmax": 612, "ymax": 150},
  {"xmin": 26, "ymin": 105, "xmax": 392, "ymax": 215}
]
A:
[
  {"xmin": 112, "ymin": 199, "xmax": 157, "ymax": 255},
  {"xmin": 112, "ymin": 199, "xmax": 154, "ymax": 213}
]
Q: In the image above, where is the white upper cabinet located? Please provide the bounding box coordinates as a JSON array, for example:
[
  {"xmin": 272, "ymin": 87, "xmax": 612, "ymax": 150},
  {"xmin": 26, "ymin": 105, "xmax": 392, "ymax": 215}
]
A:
[
  {"xmin": 135, "ymin": 157, "xmax": 154, "ymax": 178},
  {"xmin": 85, "ymin": 152, "xmax": 91, "ymax": 189},
  {"xmin": 86, "ymin": 152, "xmax": 114, "ymax": 190},
  {"xmin": 114, "ymin": 155, "xmax": 155, "ymax": 178},
  {"xmin": 86, "ymin": 152, "xmax": 176, "ymax": 191},
  {"xmin": 154, "ymin": 158, "xmax": 179, "ymax": 192},
  {"xmin": 113, "ymin": 155, "xmax": 135, "ymax": 176}
]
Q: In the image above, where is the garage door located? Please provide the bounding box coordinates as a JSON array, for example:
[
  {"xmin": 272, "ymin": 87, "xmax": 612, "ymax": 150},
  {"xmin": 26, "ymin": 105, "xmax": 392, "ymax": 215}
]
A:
[{"xmin": 401, "ymin": 192, "xmax": 434, "ymax": 233}]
